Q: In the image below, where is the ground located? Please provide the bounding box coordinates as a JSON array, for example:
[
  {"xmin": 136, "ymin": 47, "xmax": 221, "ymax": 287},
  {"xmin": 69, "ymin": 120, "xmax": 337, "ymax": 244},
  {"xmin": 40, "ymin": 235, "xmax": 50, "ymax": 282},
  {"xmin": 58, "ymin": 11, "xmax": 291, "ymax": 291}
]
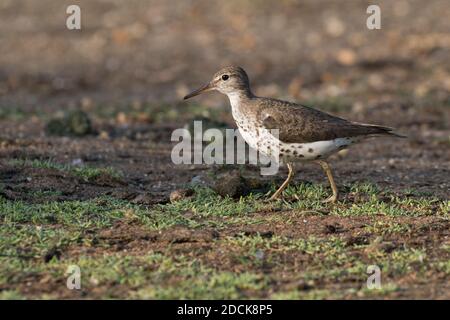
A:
[{"xmin": 0, "ymin": 0, "xmax": 449, "ymax": 299}]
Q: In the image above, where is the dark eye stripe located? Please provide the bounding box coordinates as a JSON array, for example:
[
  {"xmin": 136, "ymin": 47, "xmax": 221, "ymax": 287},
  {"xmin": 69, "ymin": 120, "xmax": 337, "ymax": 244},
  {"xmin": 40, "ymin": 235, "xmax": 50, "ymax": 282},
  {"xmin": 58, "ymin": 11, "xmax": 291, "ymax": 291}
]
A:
[{"xmin": 222, "ymin": 74, "xmax": 229, "ymax": 81}]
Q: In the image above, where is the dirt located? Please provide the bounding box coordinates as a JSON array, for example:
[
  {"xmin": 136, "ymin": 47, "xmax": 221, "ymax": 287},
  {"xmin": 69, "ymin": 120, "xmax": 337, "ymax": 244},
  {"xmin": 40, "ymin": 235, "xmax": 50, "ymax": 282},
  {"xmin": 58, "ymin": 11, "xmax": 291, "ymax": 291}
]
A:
[{"xmin": 3, "ymin": 213, "xmax": 448, "ymax": 299}]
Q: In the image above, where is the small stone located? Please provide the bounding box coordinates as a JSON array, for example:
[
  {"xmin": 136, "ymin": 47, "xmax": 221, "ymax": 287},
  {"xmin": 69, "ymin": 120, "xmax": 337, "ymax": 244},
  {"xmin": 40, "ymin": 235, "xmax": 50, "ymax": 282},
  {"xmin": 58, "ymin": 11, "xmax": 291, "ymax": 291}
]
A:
[
  {"xmin": 255, "ymin": 249, "xmax": 265, "ymax": 260},
  {"xmin": 337, "ymin": 149, "xmax": 349, "ymax": 157},
  {"xmin": 67, "ymin": 110, "xmax": 93, "ymax": 136},
  {"xmin": 131, "ymin": 193, "xmax": 163, "ymax": 205},
  {"xmin": 297, "ymin": 279, "xmax": 313, "ymax": 291},
  {"xmin": 43, "ymin": 247, "xmax": 61, "ymax": 263},
  {"xmin": 336, "ymin": 49, "xmax": 356, "ymax": 66},
  {"xmin": 81, "ymin": 97, "xmax": 93, "ymax": 109},
  {"xmin": 170, "ymin": 188, "xmax": 194, "ymax": 203},
  {"xmin": 46, "ymin": 110, "xmax": 92, "ymax": 137},
  {"xmin": 71, "ymin": 158, "xmax": 84, "ymax": 166},
  {"xmin": 212, "ymin": 170, "xmax": 250, "ymax": 198},
  {"xmin": 324, "ymin": 223, "xmax": 343, "ymax": 234},
  {"xmin": 325, "ymin": 16, "xmax": 345, "ymax": 37},
  {"xmin": 190, "ymin": 175, "xmax": 207, "ymax": 186},
  {"xmin": 98, "ymin": 130, "xmax": 110, "ymax": 140},
  {"xmin": 244, "ymin": 177, "xmax": 265, "ymax": 190},
  {"xmin": 116, "ymin": 112, "xmax": 128, "ymax": 125}
]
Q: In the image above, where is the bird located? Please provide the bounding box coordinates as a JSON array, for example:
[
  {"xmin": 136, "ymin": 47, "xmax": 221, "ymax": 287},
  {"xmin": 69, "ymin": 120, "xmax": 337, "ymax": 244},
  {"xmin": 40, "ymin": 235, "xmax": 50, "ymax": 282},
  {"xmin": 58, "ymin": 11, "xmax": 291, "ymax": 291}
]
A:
[{"xmin": 183, "ymin": 66, "xmax": 404, "ymax": 203}]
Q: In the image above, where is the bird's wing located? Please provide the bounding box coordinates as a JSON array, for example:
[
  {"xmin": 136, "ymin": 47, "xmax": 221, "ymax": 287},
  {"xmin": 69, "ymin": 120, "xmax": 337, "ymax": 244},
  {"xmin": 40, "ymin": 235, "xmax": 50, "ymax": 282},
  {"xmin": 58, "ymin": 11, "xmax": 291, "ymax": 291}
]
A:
[{"xmin": 258, "ymin": 98, "xmax": 397, "ymax": 143}]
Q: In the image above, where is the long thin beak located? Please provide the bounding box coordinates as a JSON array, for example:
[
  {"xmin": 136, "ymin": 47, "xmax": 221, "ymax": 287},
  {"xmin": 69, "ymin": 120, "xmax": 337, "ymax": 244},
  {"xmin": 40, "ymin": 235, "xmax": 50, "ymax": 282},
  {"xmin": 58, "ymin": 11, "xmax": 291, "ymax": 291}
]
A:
[{"xmin": 183, "ymin": 82, "xmax": 213, "ymax": 100}]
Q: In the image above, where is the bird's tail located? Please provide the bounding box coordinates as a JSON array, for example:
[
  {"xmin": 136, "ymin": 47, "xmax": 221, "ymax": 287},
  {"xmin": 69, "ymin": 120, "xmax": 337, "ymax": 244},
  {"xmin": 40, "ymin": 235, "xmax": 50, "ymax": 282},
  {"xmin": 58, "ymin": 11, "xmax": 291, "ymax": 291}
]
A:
[{"xmin": 355, "ymin": 122, "xmax": 407, "ymax": 138}]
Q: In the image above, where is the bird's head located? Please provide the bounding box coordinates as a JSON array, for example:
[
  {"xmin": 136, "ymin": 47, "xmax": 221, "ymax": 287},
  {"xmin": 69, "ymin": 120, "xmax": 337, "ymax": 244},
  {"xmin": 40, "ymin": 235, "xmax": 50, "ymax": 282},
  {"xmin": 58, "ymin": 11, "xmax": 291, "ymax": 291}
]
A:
[{"xmin": 184, "ymin": 66, "xmax": 251, "ymax": 100}]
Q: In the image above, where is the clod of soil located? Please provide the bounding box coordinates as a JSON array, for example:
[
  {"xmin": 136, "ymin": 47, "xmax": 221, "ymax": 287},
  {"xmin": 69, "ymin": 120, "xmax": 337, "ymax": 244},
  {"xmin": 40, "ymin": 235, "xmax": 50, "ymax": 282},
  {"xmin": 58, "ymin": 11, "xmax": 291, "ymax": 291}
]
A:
[
  {"xmin": 43, "ymin": 246, "xmax": 62, "ymax": 263},
  {"xmin": 131, "ymin": 193, "xmax": 169, "ymax": 205},
  {"xmin": 324, "ymin": 223, "xmax": 344, "ymax": 234},
  {"xmin": 46, "ymin": 110, "xmax": 93, "ymax": 137},
  {"xmin": 169, "ymin": 188, "xmax": 195, "ymax": 203},
  {"xmin": 212, "ymin": 170, "xmax": 252, "ymax": 198}
]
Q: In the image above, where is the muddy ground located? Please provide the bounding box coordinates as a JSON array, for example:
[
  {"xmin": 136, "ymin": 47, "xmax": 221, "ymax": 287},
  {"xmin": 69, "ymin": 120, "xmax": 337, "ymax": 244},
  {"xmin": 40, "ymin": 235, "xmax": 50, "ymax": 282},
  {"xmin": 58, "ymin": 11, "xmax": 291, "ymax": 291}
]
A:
[{"xmin": 0, "ymin": 1, "xmax": 449, "ymax": 299}]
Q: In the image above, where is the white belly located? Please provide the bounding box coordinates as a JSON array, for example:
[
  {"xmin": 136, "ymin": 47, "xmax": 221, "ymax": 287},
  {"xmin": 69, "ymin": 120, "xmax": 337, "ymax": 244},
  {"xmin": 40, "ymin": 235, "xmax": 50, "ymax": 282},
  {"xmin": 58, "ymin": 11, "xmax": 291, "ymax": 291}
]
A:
[{"xmin": 238, "ymin": 124, "xmax": 357, "ymax": 162}]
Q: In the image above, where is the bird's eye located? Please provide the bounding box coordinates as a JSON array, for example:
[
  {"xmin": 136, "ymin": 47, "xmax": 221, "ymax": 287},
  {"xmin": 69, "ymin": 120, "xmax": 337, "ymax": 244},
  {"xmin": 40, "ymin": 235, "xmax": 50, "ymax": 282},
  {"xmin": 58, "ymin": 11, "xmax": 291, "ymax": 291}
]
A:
[{"xmin": 221, "ymin": 74, "xmax": 229, "ymax": 81}]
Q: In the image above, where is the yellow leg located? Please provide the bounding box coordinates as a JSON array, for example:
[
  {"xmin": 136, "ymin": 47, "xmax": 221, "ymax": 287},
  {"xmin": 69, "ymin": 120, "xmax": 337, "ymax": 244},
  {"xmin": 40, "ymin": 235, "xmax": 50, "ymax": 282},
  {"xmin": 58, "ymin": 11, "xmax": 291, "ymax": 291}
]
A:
[
  {"xmin": 316, "ymin": 160, "xmax": 339, "ymax": 203},
  {"xmin": 269, "ymin": 162, "xmax": 294, "ymax": 200}
]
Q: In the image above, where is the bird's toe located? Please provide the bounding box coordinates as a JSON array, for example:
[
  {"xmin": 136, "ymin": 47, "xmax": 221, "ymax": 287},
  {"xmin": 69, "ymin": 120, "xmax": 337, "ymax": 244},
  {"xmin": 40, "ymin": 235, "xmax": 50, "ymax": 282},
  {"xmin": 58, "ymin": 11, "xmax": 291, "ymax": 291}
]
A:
[{"xmin": 321, "ymin": 195, "xmax": 338, "ymax": 204}]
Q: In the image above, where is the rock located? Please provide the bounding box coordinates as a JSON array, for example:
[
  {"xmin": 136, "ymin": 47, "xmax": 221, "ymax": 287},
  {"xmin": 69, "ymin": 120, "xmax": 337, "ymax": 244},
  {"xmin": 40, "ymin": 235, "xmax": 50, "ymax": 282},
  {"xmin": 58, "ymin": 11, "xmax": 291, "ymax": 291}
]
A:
[
  {"xmin": 169, "ymin": 188, "xmax": 194, "ymax": 203},
  {"xmin": 297, "ymin": 279, "xmax": 314, "ymax": 291},
  {"xmin": 116, "ymin": 112, "xmax": 128, "ymax": 125},
  {"xmin": 212, "ymin": 170, "xmax": 251, "ymax": 198},
  {"xmin": 336, "ymin": 48, "xmax": 356, "ymax": 66},
  {"xmin": 43, "ymin": 246, "xmax": 61, "ymax": 263},
  {"xmin": 325, "ymin": 16, "xmax": 345, "ymax": 37},
  {"xmin": 71, "ymin": 158, "xmax": 84, "ymax": 166},
  {"xmin": 133, "ymin": 194, "xmax": 163, "ymax": 205},
  {"xmin": 68, "ymin": 110, "xmax": 92, "ymax": 136},
  {"xmin": 244, "ymin": 177, "xmax": 266, "ymax": 190},
  {"xmin": 255, "ymin": 249, "xmax": 265, "ymax": 260},
  {"xmin": 46, "ymin": 110, "xmax": 93, "ymax": 137},
  {"xmin": 324, "ymin": 223, "xmax": 344, "ymax": 234},
  {"xmin": 190, "ymin": 175, "xmax": 208, "ymax": 186},
  {"xmin": 46, "ymin": 118, "xmax": 70, "ymax": 136}
]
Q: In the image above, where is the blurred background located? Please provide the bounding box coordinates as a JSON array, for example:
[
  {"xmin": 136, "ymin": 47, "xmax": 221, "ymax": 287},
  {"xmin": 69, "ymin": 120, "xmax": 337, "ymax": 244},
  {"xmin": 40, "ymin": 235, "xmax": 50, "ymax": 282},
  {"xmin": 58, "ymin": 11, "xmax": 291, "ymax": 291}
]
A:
[
  {"xmin": 0, "ymin": 0, "xmax": 448, "ymax": 196},
  {"xmin": 1, "ymin": 0, "xmax": 449, "ymax": 105}
]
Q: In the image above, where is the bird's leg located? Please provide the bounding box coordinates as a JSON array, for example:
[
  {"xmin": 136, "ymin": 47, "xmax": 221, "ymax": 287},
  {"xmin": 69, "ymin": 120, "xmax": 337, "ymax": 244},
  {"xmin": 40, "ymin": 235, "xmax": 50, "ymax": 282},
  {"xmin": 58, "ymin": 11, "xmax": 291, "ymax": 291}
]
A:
[
  {"xmin": 316, "ymin": 160, "xmax": 339, "ymax": 203},
  {"xmin": 269, "ymin": 162, "xmax": 294, "ymax": 200}
]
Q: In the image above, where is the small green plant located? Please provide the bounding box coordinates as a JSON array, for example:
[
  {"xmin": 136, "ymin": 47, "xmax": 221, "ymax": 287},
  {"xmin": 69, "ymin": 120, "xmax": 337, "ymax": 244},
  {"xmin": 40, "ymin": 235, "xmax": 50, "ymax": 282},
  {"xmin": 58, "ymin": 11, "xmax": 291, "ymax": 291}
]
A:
[{"xmin": 9, "ymin": 159, "xmax": 123, "ymax": 181}]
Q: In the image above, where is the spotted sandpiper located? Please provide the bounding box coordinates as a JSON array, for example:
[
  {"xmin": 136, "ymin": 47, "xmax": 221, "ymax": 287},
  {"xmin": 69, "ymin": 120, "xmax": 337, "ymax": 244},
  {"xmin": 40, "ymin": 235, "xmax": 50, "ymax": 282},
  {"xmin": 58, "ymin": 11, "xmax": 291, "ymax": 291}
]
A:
[{"xmin": 184, "ymin": 66, "xmax": 404, "ymax": 203}]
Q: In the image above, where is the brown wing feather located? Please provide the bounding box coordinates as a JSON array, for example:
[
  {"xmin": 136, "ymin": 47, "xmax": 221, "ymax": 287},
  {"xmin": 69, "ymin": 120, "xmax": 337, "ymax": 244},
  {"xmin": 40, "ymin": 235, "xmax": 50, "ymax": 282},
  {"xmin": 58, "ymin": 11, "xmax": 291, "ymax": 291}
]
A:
[{"xmin": 258, "ymin": 98, "xmax": 401, "ymax": 143}]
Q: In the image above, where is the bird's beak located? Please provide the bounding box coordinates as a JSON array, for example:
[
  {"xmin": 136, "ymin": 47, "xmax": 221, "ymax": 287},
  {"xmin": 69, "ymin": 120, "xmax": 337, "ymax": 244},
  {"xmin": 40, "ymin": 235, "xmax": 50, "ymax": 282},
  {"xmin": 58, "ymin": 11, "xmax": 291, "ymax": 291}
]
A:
[{"xmin": 183, "ymin": 82, "xmax": 213, "ymax": 100}]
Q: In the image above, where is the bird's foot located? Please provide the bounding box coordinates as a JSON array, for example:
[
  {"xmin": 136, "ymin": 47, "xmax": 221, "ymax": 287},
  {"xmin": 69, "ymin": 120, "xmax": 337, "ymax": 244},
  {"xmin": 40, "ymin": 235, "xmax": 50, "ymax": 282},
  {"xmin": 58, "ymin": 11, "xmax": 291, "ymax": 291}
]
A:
[
  {"xmin": 267, "ymin": 189, "xmax": 285, "ymax": 201},
  {"xmin": 321, "ymin": 194, "xmax": 338, "ymax": 204},
  {"xmin": 267, "ymin": 195, "xmax": 281, "ymax": 202}
]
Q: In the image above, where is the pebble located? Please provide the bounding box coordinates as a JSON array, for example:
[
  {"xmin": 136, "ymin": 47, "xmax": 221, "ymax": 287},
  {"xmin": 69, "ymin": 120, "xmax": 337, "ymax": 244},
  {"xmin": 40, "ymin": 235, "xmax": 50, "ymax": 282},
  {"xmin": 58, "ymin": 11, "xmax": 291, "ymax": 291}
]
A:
[{"xmin": 170, "ymin": 188, "xmax": 194, "ymax": 203}]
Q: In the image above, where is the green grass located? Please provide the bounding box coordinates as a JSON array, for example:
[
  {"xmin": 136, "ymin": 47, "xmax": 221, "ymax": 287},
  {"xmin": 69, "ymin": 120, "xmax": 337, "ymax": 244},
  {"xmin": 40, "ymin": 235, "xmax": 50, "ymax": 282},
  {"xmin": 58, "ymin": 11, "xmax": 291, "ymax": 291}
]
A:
[
  {"xmin": 0, "ymin": 290, "xmax": 26, "ymax": 300},
  {"xmin": 154, "ymin": 187, "xmax": 265, "ymax": 217},
  {"xmin": 0, "ymin": 107, "xmax": 28, "ymax": 121},
  {"xmin": 0, "ymin": 181, "xmax": 447, "ymax": 299},
  {"xmin": 0, "ymin": 236, "xmax": 439, "ymax": 299},
  {"xmin": 28, "ymin": 190, "xmax": 64, "ymax": 198},
  {"xmin": 9, "ymin": 159, "xmax": 123, "ymax": 181},
  {"xmin": 364, "ymin": 221, "xmax": 412, "ymax": 235},
  {"xmin": 0, "ymin": 196, "xmax": 137, "ymax": 261},
  {"xmin": 0, "ymin": 252, "xmax": 268, "ymax": 299},
  {"xmin": 157, "ymin": 183, "xmax": 448, "ymax": 218},
  {"xmin": 0, "ymin": 197, "xmax": 127, "ymax": 228}
]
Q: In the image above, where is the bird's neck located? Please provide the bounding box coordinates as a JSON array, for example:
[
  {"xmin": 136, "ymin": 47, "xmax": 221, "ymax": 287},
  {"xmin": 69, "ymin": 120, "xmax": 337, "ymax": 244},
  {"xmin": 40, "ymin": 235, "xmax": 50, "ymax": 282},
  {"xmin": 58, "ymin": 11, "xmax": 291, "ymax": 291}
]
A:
[
  {"xmin": 227, "ymin": 90, "xmax": 254, "ymax": 122},
  {"xmin": 226, "ymin": 89, "xmax": 254, "ymax": 109}
]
